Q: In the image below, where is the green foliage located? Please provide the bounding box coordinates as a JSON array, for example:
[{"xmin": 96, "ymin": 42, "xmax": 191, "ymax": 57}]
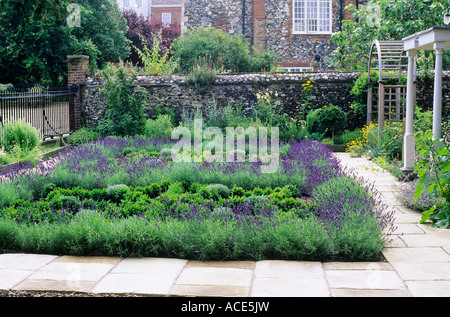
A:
[
  {"xmin": 316, "ymin": 106, "xmax": 347, "ymax": 137},
  {"xmin": 206, "ymin": 184, "xmax": 230, "ymax": 199},
  {"xmin": 416, "ymin": 51, "xmax": 435, "ymax": 81},
  {"xmin": 305, "ymin": 108, "xmax": 324, "ymax": 135},
  {"xmin": 1, "ymin": 119, "xmax": 41, "ymax": 153},
  {"xmin": 350, "ymin": 71, "xmax": 378, "ymax": 104},
  {"xmin": 134, "ymin": 33, "xmax": 177, "ymax": 76},
  {"xmin": 333, "ymin": 129, "xmax": 363, "ymax": 146},
  {"xmin": 145, "ymin": 115, "xmax": 174, "ymax": 139},
  {"xmin": 0, "ymin": 0, "xmax": 71, "ymax": 83},
  {"xmin": 331, "ymin": 0, "xmax": 450, "ymax": 71},
  {"xmin": 0, "ymin": 0, "xmax": 131, "ymax": 83},
  {"xmin": 68, "ymin": 0, "xmax": 131, "ymax": 69},
  {"xmin": 415, "ymin": 133, "xmax": 450, "ymax": 228},
  {"xmin": 67, "ymin": 128, "xmax": 101, "ymax": 145},
  {"xmin": 185, "ymin": 55, "xmax": 217, "ymax": 94},
  {"xmin": 379, "ymin": 122, "xmax": 403, "ymax": 160},
  {"xmin": 173, "ymin": 26, "xmax": 280, "ymax": 74},
  {"xmin": 106, "ymin": 184, "xmax": 130, "ymax": 203},
  {"xmin": 98, "ymin": 63, "xmax": 148, "ymax": 137},
  {"xmin": 154, "ymin": 106, "xmax": 175, "ymax": 125}
]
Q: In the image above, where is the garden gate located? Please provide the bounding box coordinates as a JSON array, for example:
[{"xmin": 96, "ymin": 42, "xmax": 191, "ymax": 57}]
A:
[{"xmin": 0, "ymin": 83, "xmax": 78, "ymax": 140}]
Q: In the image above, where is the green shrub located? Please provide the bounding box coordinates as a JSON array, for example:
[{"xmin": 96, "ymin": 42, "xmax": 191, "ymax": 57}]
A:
[
  {"xmin": 379, "ymin": 122, "xmax": 403, "ymax": 160},
  {"xmin": 333, "ymin": 129, "xmax": 363, "ymax": 146},
  {"xmin": 51, "ymin": 196, "xmax": 82, "ymax": 212},
  {"xmin": 145, "ymin": 115, "xmax": 173, "ymax": 139},
  {"xmin": 173, "ymin": 26, "xmax": 279, "ymax": 74},
  {"xmin": 206, "ymin": 184, "xmax": 230, "ymax": 198},
  {"xmin": 106, "ymin": 184, "xmax": 130, "ymax": 202},
  {"xmin": 134, "ymin": 33, "xmax": 178, "ymax": 76},
  {"xmin": 98, "ymin": 63, "xmax": 147, "ymax": 137},
  {"xmin": 305, "ymin": 108, "xmax": 323, "ymax": 134},
  {"xmin": 316, "ymin": 105, "xmax": 347, "ymax": 137},
  {"xmin": 185, "ymin": 55, "xmax": 217, "ymax": 94},
  {"xmin": 67, "ymin": 128, "xmax": 101, "ymax": 145},
  {"xmin": 1, "ymin": 119, "xmax": 41, "ymax": 153},
  {"xmin": 230, "ymin": 186, "xmax": 246, "ymax": 197}
]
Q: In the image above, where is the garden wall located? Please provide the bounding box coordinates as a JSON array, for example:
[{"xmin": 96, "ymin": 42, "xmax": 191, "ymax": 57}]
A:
[
  {"xmin": 81, "ymin": 72, "xmax": 359, "ymax": 127},
  {"xmin": 81, "ymin": 71, "xmax": 450, "ymax": 128}
]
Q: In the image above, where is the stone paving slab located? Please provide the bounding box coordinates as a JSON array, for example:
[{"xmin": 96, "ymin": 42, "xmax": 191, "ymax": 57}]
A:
[
  {"xmin": 250, "ymin": 261, "xmax": 330, "ymax": 297},
  {"xmin": 405, "ymin": 281, "xmax": 450, "ymax": 297}
]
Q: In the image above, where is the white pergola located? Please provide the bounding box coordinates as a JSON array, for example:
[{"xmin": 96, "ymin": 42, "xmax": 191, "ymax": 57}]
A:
[{"xmin": 402, "ymin": 26, "xmax": 450, "ymax": 172}]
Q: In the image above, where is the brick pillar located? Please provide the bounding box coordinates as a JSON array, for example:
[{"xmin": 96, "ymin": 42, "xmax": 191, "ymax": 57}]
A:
[
  {"xmin": 253, "ymin": 0, "xmax": 266, "ymax": 51},
  {"xmin": 67, "ymin": 55, "xmax": 89, "ymax": 132}
]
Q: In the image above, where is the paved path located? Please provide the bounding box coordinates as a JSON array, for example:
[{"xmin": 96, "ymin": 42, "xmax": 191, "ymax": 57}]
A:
[{"xmin": 0, "ymin": 153, "xmax": 449, "ymax": 297}]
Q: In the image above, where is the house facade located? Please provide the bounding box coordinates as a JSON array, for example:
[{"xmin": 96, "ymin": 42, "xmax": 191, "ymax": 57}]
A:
[
  {"xmin": 183, "ymin": 0, "xmax": 360, "ymax": 71},
  {"xmin": 116, "ymin": 0, "xmax": 152, "ymax": 19},
  {"xmin": 118, "ymin": 0, "xmax": 363, "ymax": 71},
  {"xmin": 150, "ymin": 0, "xmax": 183, "ymax": 27}
]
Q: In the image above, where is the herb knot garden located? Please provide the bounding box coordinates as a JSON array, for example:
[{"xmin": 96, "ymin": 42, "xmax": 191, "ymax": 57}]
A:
[{"xmin": 0, "ymin": 129, "xmax": 396, "ymax": 261}]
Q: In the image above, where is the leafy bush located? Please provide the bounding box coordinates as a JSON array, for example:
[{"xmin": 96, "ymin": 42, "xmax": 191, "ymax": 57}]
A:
[
  {"xmin": 123, "ymin": 9, "xmax": 180, "ymax": 67},
  {"xmin": 379, "ymin": 122, "xmax": 403, "ymax": 160},
  {"xmin": 415, "ymin": 131, "xmax": 450, "ymax": 228},
  {"xmin": 206, "ymin": 184, "xmax": 230, "ymax": 198},
  {"xmin": 134, "ymin": 33, "xmax": 178, "ymax": 76},
  {"xmin": 173, "ymin": 26, "xmax": 279, "ymax": 74},
  {"xmin": 185, "ymin": 55, "xmax": 217, "ymax": 94},
  {"xmin": 67, "ymin": 128, "xmax": 101, "ymax": 145},
  {"xmin": 333, "ymin": 129, "xmax": 363, "ymax": 146},
  {"xmin": 98, "ymin": 63, "xmax": 148, "ymax": 137},
  {"xmin": 1, "ymin": 119, "xmax": 40, "ymax": 153},
  {"xmin": 145, "ymin": 115, "xmax": 174, "ymax": 139},
  {"xmin": 316, "ymin": 105, "xmax": 347, "ymax": 137},
  {"xmin": 106, "ymin": 184, "xmax": 130, "ymax": 203}
]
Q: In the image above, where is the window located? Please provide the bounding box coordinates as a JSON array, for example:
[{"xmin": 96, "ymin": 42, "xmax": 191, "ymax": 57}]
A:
[
  {"xmin": 136, "ymin": 0, "xmax": 142, "ymax": 8},
  {"xmin": 162, "ymin": 13, "xmax": 171, "ymax": 26},
  {"xmin": 293, "ymin": 0, "xmax": 332, "ymax": 34},
  {"xmin": 123, "ymin": 0, "xmax": 129, "ymax": 8},
  {"xmin": 281, "ymin": 67, "xmax": 313, "ymax": 73}
]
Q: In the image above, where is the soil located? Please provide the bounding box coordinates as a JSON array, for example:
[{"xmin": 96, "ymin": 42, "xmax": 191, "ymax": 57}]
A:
[{"xmin": 0, "ymin": 290, "xmax": 150, "ymax": 297}]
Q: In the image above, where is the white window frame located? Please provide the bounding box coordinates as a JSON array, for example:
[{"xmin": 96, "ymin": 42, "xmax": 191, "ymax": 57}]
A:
[
  {"xmin": 281, "ymin": 67, "xmax": 314, "ymax": 73},
  {"xmin": 293, "ymin": 0, "xmax": 332, "ymax": 35},
  {"xmin": 123, "ymin": 0, "xmax": 130, "ymax": 8},
  {"xmin": 135, "ymin": 0, "xmax": 142, "ymax": 8},
  {"xmin": 162, "ymin": 13, "xmax": 172, "ymax": 26}
]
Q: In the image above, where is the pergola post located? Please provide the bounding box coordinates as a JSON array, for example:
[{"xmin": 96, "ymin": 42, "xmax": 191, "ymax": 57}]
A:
[
  {"xmin": 402, "ymin": 49, "xmax": 416, "ymax": 172},
  {"xmin": 433, "ymin": 42, "xmax": 445, "ymax": 141}
]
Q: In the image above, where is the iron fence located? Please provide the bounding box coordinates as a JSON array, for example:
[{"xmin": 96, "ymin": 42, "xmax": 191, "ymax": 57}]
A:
[{"xmin": 0, "ymin": 83, "xmax": 77, "ymax": 140}]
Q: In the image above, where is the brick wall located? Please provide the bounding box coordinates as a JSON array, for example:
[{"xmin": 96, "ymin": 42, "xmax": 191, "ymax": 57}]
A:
[
  {"xmin": 253, "ymin": 0, "xmax": 266, "ymax": 50},
  {"xmin": 67, "ymin": 55, "xmax": 89, "ymax": 132},
  {"xmin": 151, "ymin": 7, "xmax": 182, "ymax": 26}
]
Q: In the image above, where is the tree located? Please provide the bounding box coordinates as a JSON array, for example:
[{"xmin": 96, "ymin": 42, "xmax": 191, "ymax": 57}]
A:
[
  {"xmin": 122, "ymin": 9, "xmax": 180, "ymax": 66},
  {"xmin": 69, "ymin": 0, "xmax": 131, "ymax": 69},
  {"xmin": 331, "ymin": 0, "xmax": 450, "ymax": 71},
  {"xmin": 0, "ymin": 0, "xmax": 131, "ymax": 84},
  {"xmin": 0, "ymin": 0, "xmax": 72, "ymax": 83}
]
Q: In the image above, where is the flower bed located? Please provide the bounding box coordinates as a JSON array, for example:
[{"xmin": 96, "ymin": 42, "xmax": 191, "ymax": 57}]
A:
[{"xmin": 0, "ymin": 137, "xmax": 395, "ymax": 261}]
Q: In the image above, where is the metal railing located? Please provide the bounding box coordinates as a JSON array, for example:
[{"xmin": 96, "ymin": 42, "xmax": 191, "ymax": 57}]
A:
[{"xmin": 0, "ymin": 84, "xmax": 77, "ymax": 140}]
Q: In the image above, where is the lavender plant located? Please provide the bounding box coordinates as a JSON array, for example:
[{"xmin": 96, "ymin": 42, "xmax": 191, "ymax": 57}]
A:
[{"xmin": 0, "ymin": 137, "xmax": 396, "ymax": 261}]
